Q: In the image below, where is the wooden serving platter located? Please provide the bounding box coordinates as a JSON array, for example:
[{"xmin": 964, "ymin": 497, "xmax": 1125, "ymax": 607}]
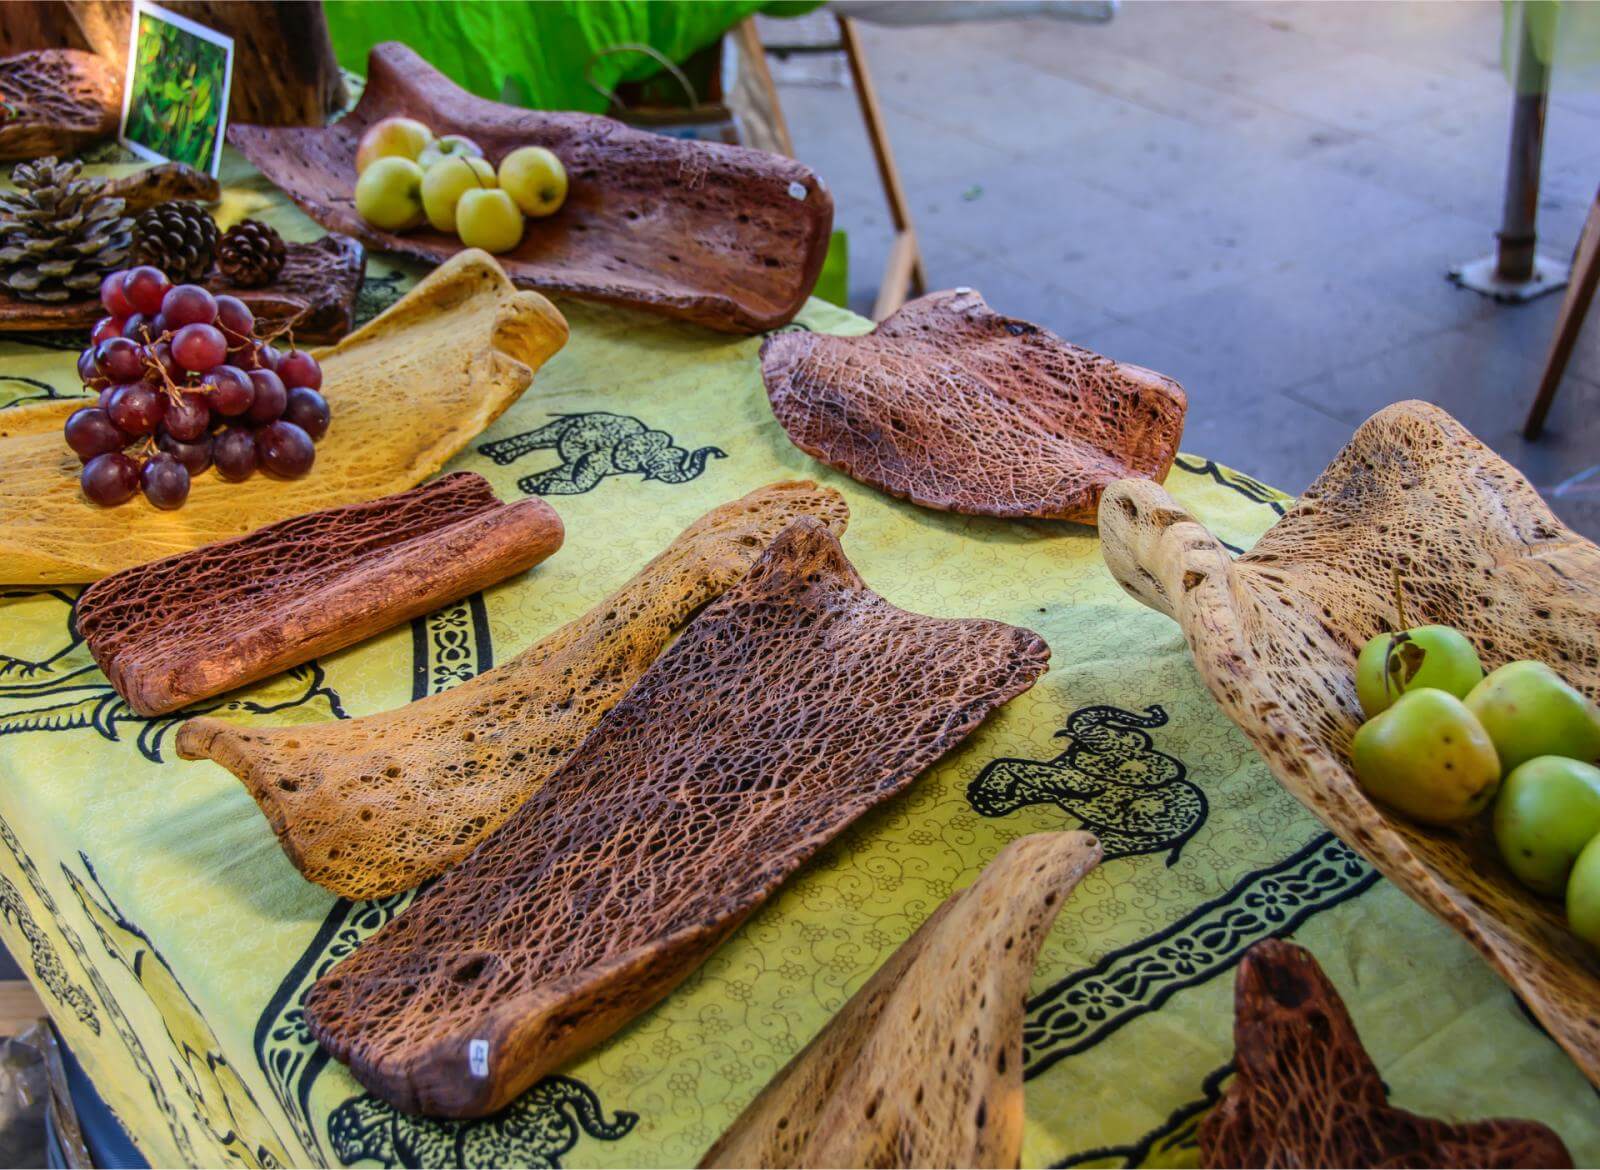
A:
[
  {"xmin": 1099, "ymin": 400, "xmax": 1600, "ymax": 1088},
  {"xmin": 229, "ymin": 42, "xmax": 834, "ymax": 335}
]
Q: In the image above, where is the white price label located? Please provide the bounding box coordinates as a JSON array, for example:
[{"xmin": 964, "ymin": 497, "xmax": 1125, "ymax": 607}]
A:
[{"xmin": 468, "ymin": 1039, "xmax": 489, "ymax": 1077}]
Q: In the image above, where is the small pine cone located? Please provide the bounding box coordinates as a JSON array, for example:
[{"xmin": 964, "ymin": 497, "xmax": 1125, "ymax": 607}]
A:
[
  {"xmin": 132, "ymin": 201, "xmax": 218, "ymax": 282},
  {"xmin": 217, "ymin": 219, "xmax": 286, "ymax": 288}
]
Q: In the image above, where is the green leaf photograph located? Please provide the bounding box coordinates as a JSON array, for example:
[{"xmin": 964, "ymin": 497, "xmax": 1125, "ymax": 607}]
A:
[{"xmin": 120, "ymin": 4, "xmax": 232, "ymax": 173}]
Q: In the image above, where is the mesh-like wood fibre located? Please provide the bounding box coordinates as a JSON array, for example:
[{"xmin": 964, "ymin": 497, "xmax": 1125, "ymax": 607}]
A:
[
  {"xmin": 176, "ymin": 480, "xmax": 848, "ymax": 899},
  {"xmin": 303, "ymin": 517, "xmax": 1050, "ymax": 1117}
]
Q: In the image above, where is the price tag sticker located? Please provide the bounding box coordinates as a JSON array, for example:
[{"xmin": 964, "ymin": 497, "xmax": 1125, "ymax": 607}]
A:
[
  {"xmin": 468, "ymin": 1039, "xmax": 489, "ymax": 1078},
  {"xmin": 787, "ymin": 181, "xmax": 808, "ymax": 201}
]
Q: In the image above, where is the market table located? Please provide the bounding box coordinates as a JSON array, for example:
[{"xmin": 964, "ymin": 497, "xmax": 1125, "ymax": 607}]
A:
[{"xmin": 0, "ymin": 150, "xmax": 1597, "ymax": 1170}]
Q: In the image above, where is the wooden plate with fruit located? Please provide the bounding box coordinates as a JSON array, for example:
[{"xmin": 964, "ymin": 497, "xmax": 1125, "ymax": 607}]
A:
[
  {"xmin": 229, "ymin": 42, "xmax": 834, "ymax": 335},
  {"xmin": 1099, "ymin": 400, "xmax": 1600, "ymax": 1088},
  {"xmin": 0, "ymin": 249, "xmax": 566, "ymax": 584}
]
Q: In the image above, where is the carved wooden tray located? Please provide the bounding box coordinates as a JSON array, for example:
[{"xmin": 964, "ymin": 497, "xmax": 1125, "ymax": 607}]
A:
[
  {"xmin": 0, "ymin": 49, "xmax": 120, "ymax": 161},
  {"xmin": 1099, "ymin": 400, "xmax": 1600, "ymax": 1088},
  {"xmin": 762, "ymin": 289, "xmax": 1187, "ymax": 523},
  {"xmin": 702, "ymin": 831, "xmax": 1101, "ymax": 1169},
  {"xmin": 80, "ymin": 473, "xmax": 562, "ymax": 716},
  {"xmin": 303, "ymin": 518, "xmax": 1050, "ymax": 1118},
  {"xmin": 1201, "ymin": 940, "xmax": 1570, "ymax": 1167},
  {"xmin": 229, "ymin": 42, "xmax": 834, "ymax": 335},
  {"xmin": 177, "ymin": 480, "xmax": 850, "ymax": 899},
  {"xmin": 0, "ymin": 249, "xmax": 566, "ymax": 584},
  {"xmin": 0, "ymin": 234, "xmax": 366, "ymax": 342}
]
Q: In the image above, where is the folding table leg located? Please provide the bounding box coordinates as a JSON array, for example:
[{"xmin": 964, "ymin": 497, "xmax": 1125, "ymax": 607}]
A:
[{"xmin": 1524, "ymin": 189, "xmax": 1600, "ymax": 439}]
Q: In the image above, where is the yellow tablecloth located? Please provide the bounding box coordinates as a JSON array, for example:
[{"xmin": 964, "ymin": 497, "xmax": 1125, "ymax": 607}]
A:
[{"xmin": 0, "ymin": 150, "xmax": 1596, "ymax": 1169}]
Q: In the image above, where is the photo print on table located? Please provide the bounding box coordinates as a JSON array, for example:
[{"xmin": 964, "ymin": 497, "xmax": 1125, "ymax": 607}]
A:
[{"xmin": 118, "ymin": 1, "xmax": 234, "ymax": 176}]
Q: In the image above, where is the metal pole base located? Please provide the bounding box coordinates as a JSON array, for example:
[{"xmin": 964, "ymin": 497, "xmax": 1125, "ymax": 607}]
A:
[{"xmin": 1448, "ymin": 253, "xmax": 1570, "ymax": 303}]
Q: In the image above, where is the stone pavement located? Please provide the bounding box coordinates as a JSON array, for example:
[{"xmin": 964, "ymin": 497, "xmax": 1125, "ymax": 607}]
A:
[{"xmin": 771, "ymin": 1, "xmax": 1600, "ymax": 534}]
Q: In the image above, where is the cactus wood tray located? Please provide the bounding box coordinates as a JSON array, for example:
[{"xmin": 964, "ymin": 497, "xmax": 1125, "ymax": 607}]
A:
[
  {"xmin": 177, "ymin": 481, "xmax": 850, "ymax": 899},
  {"xmin": 1099, "ymin": 400, "xmax": 1600, "ymax": 1089},
  {"xmin": 761, "ymin": 289, "xmax": 1187, "ymax": 523},
  {"xmin": 80, "ymin": 473, "xmax": 562, "ymax": 717},
  {"xmin": 0, "ymin": 233, "xmax": 365, "ymax": 342},
  {"xmin": 702, "ymin": 831, "xmax": 1102, "ymax": 1169},
  {"xmin": 1200, "ymin": 940, "xmax": 1570, "ymax": 1167},
  {"xmin": 303, "ymin": 518, "xmax": 1049, "ymax": 1118},
  {"xmin": 228, "ymin": 42, "xmax": 833, "ymax": 335},
  {"xmin": 0, "ymin": 249, "xmax": 566, "ymax": 584},
  {"xmin": 0, "ymin": 50, "xmax": 120, "ymax": 161}
]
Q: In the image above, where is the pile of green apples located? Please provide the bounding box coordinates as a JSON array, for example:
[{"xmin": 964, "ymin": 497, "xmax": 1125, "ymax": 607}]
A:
[
  {"xmin": 351, "ymin": 116, "xmax": 568, "ymax": 255},
  {"xmin": 1351, "ymin": 607, "xmax": 1600, "ymax": 950}
]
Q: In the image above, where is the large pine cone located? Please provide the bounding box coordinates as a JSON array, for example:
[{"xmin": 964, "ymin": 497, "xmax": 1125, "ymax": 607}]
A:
[
  {"xmin": 217, "ymin": 219, "xmax": 286, "ymax": 288},
  {"xmin": 133, "ymin": 201, "xmax": 218, "ymax": 282},
  {"xmin": 0, "ymin": 156, "xmax": 133, "ymax": 303}
]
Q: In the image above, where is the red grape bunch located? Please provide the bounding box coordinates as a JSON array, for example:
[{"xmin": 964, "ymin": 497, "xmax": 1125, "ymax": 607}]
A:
[{"xmin": 66, "ymin": 265, "xmax": 333, "ymax": 509}]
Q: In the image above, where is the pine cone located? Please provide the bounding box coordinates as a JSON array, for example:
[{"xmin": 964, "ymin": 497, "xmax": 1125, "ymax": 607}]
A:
[
  {"xmin": 0, "ymin": 156, "xmax": 133, "ymax": 303},
  {"xmin": 217, "ymin": 219, "xmax": 286, "ymax": 288},
  {"xmin": 133, "ymin": 201, "xmax": 218, "ymax": 282}
]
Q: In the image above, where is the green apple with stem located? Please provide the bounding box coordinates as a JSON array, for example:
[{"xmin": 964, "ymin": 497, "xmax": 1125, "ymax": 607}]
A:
[
  {"xmin": 1493, "ymin": 756, "xmax": 1600, "ymax": 896},
  {"xmin": 1354, "ymin": 570, "xmax": 1483, "ymax": 717},
  {"xmin": 456, "ymin": 188, "xmax": 524, "ymax": 254},
  {"xmin": 355, "ymin": 116, "xmax": 434, "ymax": 174},
  {"xmin": 418, "ymin": 134, "xmax": 484, "ymax": 170},
  {"xmin": 354, "ymin": 156, "xmax": 426, "ymax": 231},
  {"xmin": 1566, "ymin": 832, "xmax": 1600, "ymax": 951},
  {"xmin": 421, "ymin": 155, "xmax": 497, "ymax": 234},
  {"xmin": 1351, "ymin": 688, "xmax": 1501, "ymax": 825},
  {"xmin": 498, "ymin": 146, "xmax": 568, "ymax": 217},
  {"xmin": 1465, "ymin": 660, "xmax": 1600, "ymax": 773}
]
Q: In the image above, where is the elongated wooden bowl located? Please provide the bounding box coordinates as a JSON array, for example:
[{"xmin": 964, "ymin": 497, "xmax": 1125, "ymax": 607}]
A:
[
  {"xmin": 1099, "ymin": 400, "xmax": 1600, "ymax": 1087},
  {"xmin": 229, "ymin": 42, "xmax": 833, "ymax": 335},
  {"xmin": 0, "ymin": 249, "xmax": 566, "ymax": 583}
]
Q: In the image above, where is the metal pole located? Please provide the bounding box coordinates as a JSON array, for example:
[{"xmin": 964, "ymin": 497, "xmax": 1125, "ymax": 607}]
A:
[
  {"xmin": 1448, "ymin": 0, "xmax": 1569, "ymax": 302},
  {"xmin": 1496, "ymin": 1, "xmax": 1551, "ymax": 282}
]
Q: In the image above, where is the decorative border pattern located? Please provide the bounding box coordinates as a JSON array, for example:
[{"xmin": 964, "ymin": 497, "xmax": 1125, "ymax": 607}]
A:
[{"xmin": 1023, "ymin": 832, "xmax": 1378, "ymax": 1078}]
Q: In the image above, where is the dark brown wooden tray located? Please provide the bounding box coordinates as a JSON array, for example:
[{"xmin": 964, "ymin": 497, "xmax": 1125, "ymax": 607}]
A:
[
  {"xmin": 0, "ymin": 233, "xmax": 366, "ymax": 342},
  {"xmin": 228, "ymin": 42, "xmax": 834, "ymax": 335}
]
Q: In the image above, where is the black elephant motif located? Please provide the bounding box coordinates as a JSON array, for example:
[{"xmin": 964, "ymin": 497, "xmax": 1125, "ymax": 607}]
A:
[
  {"xmin": 478, "ymin": 412, "xmax": 725, "ymax": 495},
  {"xmin": 327, "ymin": 1076, "xmax": 637, "ymax": 1169},
  {"xmin": 967, "ymin": 704, "xmax": 1206, "ymax": 864}
]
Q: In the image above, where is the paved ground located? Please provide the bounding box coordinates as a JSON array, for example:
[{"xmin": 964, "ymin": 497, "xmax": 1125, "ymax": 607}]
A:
[{"xmin": 769, "ymin": 1, "xmax": 1600, "ymax": 534}]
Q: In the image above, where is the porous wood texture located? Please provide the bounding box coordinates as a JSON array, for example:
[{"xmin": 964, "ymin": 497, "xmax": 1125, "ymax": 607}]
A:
[
  {"xmin": 0, "ymin": 249, "xmax": 566, "ymax": 583},
  {"xmin": 102, "ymin": 162, "xmax": 220, "ymax": 213},
  {"xmin": 702, "ymin": 831, "xmax": 1102, "ymax": 1169},
  {"xmin": 761, "ymin": 288, "xmax": 1187, "ymax": 523},
  {"xmin": 0, "ymin": 49, "xmax": 119, "ymax": 161},
  {"xmin": 0, "ymin": 233, "xmax": 364, "ymax": 341},
  {"xmin": 229, "ymin": 42, "xmax": 834, "ymax": 335},
  {"xmin": 1200, "ymin": 939, "xmax": 1572, "ymax": 1168},
  {"xmin": 303, "ymin": 517, "xmax": 1050, "ymax": 1118},
  {"xmin": 78, "ymin": 473, "xmax": 562, "ymax": 717},
  {"xmin": 1099, "ymin": 400, "xmax": 1600, "ymax": 1089},
  {"xmin": 176, "ymin": 480, "xmax": 850, "ymax": 899}
]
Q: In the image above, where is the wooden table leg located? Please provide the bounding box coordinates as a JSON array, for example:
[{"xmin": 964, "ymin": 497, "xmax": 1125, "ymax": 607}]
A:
[
  {"xmin": 838, "ymin": 15, "xmax": 929, "ymax": 318},
  {"xmin": 1525, "ymin": 188, "xmax": 1600, "ymax": 439}
]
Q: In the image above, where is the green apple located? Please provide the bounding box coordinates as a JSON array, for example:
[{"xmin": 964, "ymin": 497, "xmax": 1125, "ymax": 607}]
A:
[
  {"xmin": 456, "ymin": 188, "xmax": 524, "ymax": 253},
  {"xmin": 1465, "ymin": 660, "xmax": 1600, "ymax": 773},
  {"xmin": 421, "ymin": 156, "xmax": 497, "ymax": 234},
  {"xmin": 1493, "ymin": 756, "xmax": 1600, "ymax": 896},
  {"xmin": 1566, "ymin": 832, "xmax": 1600, "ymax": 952},
  {"xmin": 1351, "ymin": 688, "xmax": 1501, "ymax": 825},
  {"xmin": 497, "ymin": 146, "xmax": 567, "ymax": 217},
  {"xmin": 355, "ymin": 116, "xmax": 434, "ymax": 174},
  {"xmin": 1355, "ymin": 625, "xmax": 1483, "ymax": 717},
  {"xmin": 354, "ymin": 156, "xmax": 426, "ymax": 232},
  {"xmin": 418, "ymin": 134, "xmax": 484, "ymax": 170}
]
